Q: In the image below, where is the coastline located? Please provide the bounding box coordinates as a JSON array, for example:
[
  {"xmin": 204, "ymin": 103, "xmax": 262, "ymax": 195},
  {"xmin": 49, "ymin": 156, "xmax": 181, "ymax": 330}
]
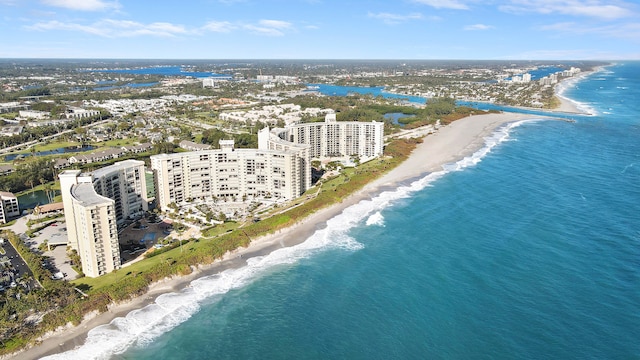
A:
[
  {"xmin": 15, "ymin": 112, "xmax": 545, "ymax": 360},
  {"xmin": 552, "ymin": 68, "xmax": 600, "ymax": 115}
]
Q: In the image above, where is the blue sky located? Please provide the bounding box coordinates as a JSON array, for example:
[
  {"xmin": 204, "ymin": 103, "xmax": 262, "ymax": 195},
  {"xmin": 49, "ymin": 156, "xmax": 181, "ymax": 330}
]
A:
[{"xmin": 1, "ymin": 0, "xmax": 639, "ymax": 59}]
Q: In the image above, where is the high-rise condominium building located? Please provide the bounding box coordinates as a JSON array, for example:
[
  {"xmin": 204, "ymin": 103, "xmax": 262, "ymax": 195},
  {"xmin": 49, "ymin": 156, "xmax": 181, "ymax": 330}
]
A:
[
  {"xmin": 59, "ymin": 159, "xmax": 148, "ymax": 277},
  {"xmin": 151, "ymin": 135, "xmax": 310, "ymax": 212},
  {"xmin": 280, "ymin": 114, "xmax": 384, "ymax": 161},
  {"xmin": 69, "ymin": 183, "xmax": 119, "ymax": 277}
]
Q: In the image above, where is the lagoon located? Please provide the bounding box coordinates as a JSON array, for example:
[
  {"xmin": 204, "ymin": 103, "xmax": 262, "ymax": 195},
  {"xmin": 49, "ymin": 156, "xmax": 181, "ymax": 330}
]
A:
[
  {"xmin": 17, "ymin": 189, "xmax": 60, "ymax": 211},
  {"xmin": 4, "ymin": 145, "xmax": 95, "ymax": 161},
  {"xmin": 313, "ymin": 83, "xmax": 586, "ymax": 121},
  {"xmin": 93, "ymin": 82, "xmax": 159, "ymax": 91},
  {"xmin": 90, "ymin": 66, "xmax": 231, "ymax": 78},
  {"xmin": 383, "ymin": 112, "xmax": 414, "ymax": 126}
]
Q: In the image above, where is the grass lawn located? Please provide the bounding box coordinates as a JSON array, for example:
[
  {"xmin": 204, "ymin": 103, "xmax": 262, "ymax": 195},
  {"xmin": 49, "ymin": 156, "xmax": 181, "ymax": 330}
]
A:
[
  {"xmin": 72, "ymin": 251, "xmax": 168, "ymax": 291},
  {"xmin": 72, "ymin": 236, "xmax": 216, "ymax": 292},
  {"xmin": 91, "ymin": 138, "xmax": 138, "ymax": 148},
  {"xmin": 201, "ymin": 222, "xmax": 241, "ymax": 238},
  {"xmin": 7, "ymin": 141, "xmax": 81, "ymax": 155}
]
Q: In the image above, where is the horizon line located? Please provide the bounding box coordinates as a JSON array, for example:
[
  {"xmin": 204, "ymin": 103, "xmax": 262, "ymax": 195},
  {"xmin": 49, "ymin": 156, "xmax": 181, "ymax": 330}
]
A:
[{"xmin": 0, "ymin": 57, "xmax": 626, "ymax": 62}]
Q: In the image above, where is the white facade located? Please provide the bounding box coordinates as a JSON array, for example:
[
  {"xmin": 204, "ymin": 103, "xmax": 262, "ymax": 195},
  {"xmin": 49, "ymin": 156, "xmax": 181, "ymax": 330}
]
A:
[
  {"xmin": 91, "ymin": 160, "xmax": 149, "ymax": 225},
  {"xmin": 59, "ymin": 170, "xmax": 83, "ymax": 251},
  {"xmin": 281, "ymin": 115, "xmax": 384, "ymax": 162},
  {"xmin": 70, "ymin": 183, "xmax": 120, "ymax": 278},
  {"xmin": 151, "ymin": 137, "xmax": 310, "ymax": 212},
  {"xmin": 65, "ymin": 107, "xmax": 100, "ymax": 119},
  {"xmin": 19, "ymin": 110, "xmax": 49, "ymax": 119},
  {"xmin": 0, "ymin": 192, "xmax": 19, "ymax": 224},
  {"xmin": 59, "ymin": 160, "xmax": 148, "ymax": 277},
  {"xmin": 202, "ymin": 78, "xmax": 227, "ymax": 88}
]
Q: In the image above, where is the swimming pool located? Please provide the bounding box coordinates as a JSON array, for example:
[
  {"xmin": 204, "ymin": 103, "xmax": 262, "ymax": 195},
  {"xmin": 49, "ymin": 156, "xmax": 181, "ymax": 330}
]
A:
[{"xmin": 140, "ymin": 232, "xmax": 157, "ymax": 244}]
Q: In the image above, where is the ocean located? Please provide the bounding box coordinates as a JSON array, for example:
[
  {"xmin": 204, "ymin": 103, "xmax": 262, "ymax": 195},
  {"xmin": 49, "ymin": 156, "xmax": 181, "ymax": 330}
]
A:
[{"xmin": 47, "ymin": 62, "xmax": 639, "ymax": 359}]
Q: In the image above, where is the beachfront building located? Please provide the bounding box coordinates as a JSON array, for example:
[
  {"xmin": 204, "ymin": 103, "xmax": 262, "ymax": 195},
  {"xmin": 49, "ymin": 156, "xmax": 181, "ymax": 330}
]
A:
[
  {"xmin": 279, "ymin": 113, "xmax": 384, "ymax": 162},
  {"xmin": 151, "ymin": 134, "xmax": 310, "ymax": 212},
  {"xmin": 91, "ymin": 160, "xmax": 149, "ymax": 223},
  {"xmin": 69, "ymin": 183, "xmax": 120, "ymax": 278},
  {"xmin": 59, "ymin": 160, "xmax": 148, "ymax": 277},
  {"xmin": 0, "ymin": 192, "xmax": 19, "ymax": 224}
]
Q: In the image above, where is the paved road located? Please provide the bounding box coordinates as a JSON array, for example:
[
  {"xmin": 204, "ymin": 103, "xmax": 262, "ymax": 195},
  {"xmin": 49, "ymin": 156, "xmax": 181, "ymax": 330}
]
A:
[
  {"xmin": 3, "ymin": 214, "xmax": 78, "ymax": 281},
  {"xmin": 1, "ymin": 238, "xmax": 36, "ymax": 290},
  {"xmin": 0, "ymin": 119, "xmax": 112, "ymax": 155}
]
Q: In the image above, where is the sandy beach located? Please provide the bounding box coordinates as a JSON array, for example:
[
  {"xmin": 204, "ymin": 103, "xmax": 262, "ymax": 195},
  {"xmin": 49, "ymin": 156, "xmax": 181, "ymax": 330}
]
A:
[
  {"xmin": 552, "ymin": 68, "xmax": 603, "ymax": 115},
  {"xmin": 554, "ymin": 93, "xmax": 581, "ymax": 113},
  {"xmin": 14, "ymin": 111, "xmax": 541, "ymax": 360}
]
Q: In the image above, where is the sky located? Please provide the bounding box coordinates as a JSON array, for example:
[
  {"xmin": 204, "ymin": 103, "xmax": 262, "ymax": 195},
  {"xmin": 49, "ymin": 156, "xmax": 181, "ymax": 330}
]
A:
[{"xmin": 1, "ymin": 0, "xmax": 639, "ymax": 60}]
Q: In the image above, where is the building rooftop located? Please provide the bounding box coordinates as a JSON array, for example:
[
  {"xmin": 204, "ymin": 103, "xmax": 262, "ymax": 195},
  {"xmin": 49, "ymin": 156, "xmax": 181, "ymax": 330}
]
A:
[
  {"xmin": 90, "ymin": 159, "xmax": 144, "ymax": 179},
  {"xmin": 0, "ymin": 191, "xmax": 16, "ymax": 199},
  {"xmin": 71, "ymin": 183, "xmax": 113, "ymax": 207}
]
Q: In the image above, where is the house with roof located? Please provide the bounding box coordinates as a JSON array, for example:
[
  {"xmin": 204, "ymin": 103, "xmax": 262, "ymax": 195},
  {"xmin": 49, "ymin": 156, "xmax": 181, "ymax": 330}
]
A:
[
  {"xmin": 0, "ymin": 164, "xmax": 15, "ymax": 176},
  {"xmin": 122, "ymin": 143, "xmax": 152, "ymax": 154},
  {"xmin": 179, "ymin": 140, "xmax": 212, "ymax": 151}
]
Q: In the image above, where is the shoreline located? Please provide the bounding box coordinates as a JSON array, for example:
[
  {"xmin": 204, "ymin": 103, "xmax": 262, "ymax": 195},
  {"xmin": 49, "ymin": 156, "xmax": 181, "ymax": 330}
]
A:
[
  {"xmin": 552, "ymin": 68, "xmax": 600, "ymax": 115},
  {"xmin": 16, "ymin": 112, "xmax": 544, "ymax": 359},
  {"xmin": 383, "ymin": 70, "xmax": 599, "ymax": 116},
  {"xmin": 15, "ymin": 112, "xmax": 549, "ymax": 360}
]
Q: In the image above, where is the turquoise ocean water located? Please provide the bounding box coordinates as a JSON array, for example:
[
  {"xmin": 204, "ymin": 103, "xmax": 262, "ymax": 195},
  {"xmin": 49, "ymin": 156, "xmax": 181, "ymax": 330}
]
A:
[{"xmin": 48, "ymin": 63, "xmax": 639, "ymax": 359}]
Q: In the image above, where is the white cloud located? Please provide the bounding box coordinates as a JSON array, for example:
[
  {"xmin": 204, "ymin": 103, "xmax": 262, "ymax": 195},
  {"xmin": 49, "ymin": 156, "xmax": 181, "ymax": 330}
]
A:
[
  {"xmin": 26, "ymin": 19, "xmax": 189, "ymax": 37},
  {"xmin": 41, "ymin": 0, "xmax": 121, "ymax": 11},
  {"xmin": 258, "ymin": 19, "xmax": 292, "ymax": 29},
  {"xmin": 26, "ymin": 20, "xmax": 105, "ymax": 35},
  {"xmin": 540, "ymin": 21, "xmax": 640, "ymax": 40},
  {"xmin": 243, "ymin": 20, "xmax": 294, "ymax": 36},
  {"xmin": 508, "ymin": 48, "xmax": 604, "ymax": 59},
  {"xmin": 500, "ymin": 0, "xmax": 634, "ymax": 20},
  {"xmin": 464, "ymin": 23, "xmax": 494, "ymax": 30},
  {"xmin": 201, "ymin": 21, "xmax": 235, "ymax": 33},
  {"xmin": 26, "ymin": 17, "xmax": 299, "ymax": 38},
  {"xmin": 368, "ymin": 12, "xmax": 423, "ymax": 25},
  {"xmin": 412, "ymin": 0, "xmax": 469, "ymax": 10},
  {"xmin": 243, "ymin": 24, "xmax": 285, "ymax": 36}
]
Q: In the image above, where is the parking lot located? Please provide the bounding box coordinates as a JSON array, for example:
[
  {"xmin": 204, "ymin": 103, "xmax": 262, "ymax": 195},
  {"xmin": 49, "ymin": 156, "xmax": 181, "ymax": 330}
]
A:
[
  {"xmin": 4, "ymin": 214, "xmax": 78, "ymax": 280},
  {"xmin": 2, "ymin": 212, "xmax": 194, "ymax": 280},
  {"xmin": 0, "ymin": 238, "xmax": 36, "ymax": 291}
]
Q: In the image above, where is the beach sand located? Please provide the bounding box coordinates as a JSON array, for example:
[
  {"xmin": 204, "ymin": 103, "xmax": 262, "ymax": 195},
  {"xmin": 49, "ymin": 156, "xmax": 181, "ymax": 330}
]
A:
[
  {"xmin": 14, "ymin": 111, "xmax": 538, "ymax": 360},
  {"xmin": 553, "ymin": 86, "xmax": 584, "ymax": 114},
  {"xmin": 551, "ymin": 68, "xmax": 601, "ymax": 115},
  {"xmin": 554, "ymin": 94, "xmax": 581, "ymax": 113}
]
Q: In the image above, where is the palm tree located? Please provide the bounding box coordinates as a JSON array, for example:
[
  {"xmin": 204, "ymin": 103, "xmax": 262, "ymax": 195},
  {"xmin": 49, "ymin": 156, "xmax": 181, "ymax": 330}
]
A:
[{"xmin": 44, "ymin": 183, "xmax": 54, "ymax": 204}]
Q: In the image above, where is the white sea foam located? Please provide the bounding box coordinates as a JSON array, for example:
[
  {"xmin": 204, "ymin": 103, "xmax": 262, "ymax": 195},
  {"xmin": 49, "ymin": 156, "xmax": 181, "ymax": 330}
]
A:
[
  {"xmin": 366, "ymin": 211, "xmax": 385, "ymax": 226},
  {"xmin": 44, "ymin": 118, "xmax": 539, "ymax": 360},
  {"xmin": 555, "ymin": 74, "xmax": 597, "ymax": 115}
]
